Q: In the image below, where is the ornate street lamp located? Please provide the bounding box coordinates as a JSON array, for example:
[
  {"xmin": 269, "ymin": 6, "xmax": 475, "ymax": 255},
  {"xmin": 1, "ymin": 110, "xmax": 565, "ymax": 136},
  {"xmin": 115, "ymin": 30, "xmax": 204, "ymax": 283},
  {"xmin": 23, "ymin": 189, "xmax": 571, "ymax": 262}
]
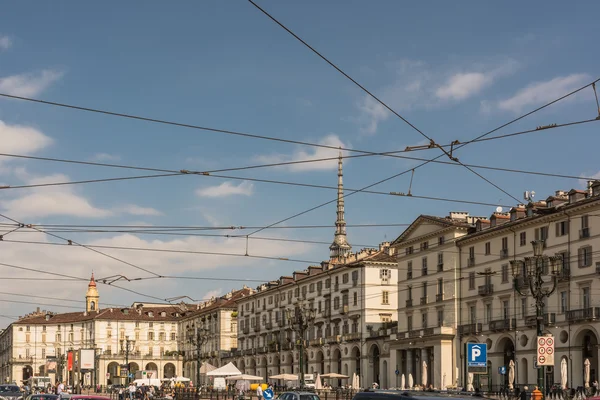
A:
[
  {"xmin": 187, "ymin": 325, "xmax": 209, "ymax": 388},
  {"xmin": 120, "ymin": 336, "xmax": 136, "ymax": 384},
  {"xmin": 285, "ymin": 302, "xmax": 316, "ymax": 388},
  {"xmin": 510, "ymin": 240, "xmax": 562, "ymax": 397}
]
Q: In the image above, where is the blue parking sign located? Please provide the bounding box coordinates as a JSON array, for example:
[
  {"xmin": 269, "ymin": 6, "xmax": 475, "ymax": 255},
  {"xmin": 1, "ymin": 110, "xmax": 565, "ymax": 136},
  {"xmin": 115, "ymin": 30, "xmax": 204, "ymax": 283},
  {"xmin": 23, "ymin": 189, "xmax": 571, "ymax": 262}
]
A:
[
  {"xmin": 467, "ymin": 343, "xmax": 487, "ymax": 367},
  {"xmin": 499, "ymin": 366, "xmax": 506, "ymax": 375}
]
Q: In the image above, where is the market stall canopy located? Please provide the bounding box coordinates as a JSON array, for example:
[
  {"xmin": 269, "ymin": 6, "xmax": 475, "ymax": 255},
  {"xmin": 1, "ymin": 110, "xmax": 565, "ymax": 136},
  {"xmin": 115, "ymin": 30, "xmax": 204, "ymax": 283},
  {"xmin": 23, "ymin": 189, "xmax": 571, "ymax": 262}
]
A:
[
  {"xmin": 206, "ymin": 362, "xmax": 242, "ymax": 377},
  {"xmin": 225, "ymin": 374, "xmax": 264, "ymax": 381},
  {"xmin": 200, "ymin": 363, "xmax": 217, "ymax": 374},
  {"xmin": 269, "ymin": 374, "xmax": 298, "ymax": 381},
  {"xmin": 320, "ymin": 373, "xmax": 349, "ymax": 379}
]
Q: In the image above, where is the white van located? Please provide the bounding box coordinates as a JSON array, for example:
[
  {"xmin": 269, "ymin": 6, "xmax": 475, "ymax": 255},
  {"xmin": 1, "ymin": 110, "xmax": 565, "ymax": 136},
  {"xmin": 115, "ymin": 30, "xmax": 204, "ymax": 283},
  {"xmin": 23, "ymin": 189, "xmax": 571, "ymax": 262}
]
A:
[{"xmin": 303, "ymin": 374, "xmax": 315, "ymax": 389}]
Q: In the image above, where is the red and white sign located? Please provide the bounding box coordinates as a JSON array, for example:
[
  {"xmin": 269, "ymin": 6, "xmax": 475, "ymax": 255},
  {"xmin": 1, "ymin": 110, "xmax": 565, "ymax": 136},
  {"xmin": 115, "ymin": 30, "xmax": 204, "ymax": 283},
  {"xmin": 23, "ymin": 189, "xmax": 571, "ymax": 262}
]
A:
[{"xmin": 537, "ymin": 336, "xmax": 554, "ymax": 366}]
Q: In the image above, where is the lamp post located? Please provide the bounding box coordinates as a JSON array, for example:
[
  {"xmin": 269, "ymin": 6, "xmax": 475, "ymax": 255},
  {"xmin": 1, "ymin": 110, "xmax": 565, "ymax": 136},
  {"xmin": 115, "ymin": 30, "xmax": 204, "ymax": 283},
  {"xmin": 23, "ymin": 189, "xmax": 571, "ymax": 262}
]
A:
[
  {"xmin": 187, "ymin": 326, "xmax": 209, "ymax": 388},
  {"xmin": 120, "ymin": 336, "xmax": 135, "ymax": 384},
  {"xmin": 285, "ymin": 302, "xmax": 316, "ymax": 388},
  {"xmin": 510, "ymin": 240, "xmax": 563, "ymax": 398}
]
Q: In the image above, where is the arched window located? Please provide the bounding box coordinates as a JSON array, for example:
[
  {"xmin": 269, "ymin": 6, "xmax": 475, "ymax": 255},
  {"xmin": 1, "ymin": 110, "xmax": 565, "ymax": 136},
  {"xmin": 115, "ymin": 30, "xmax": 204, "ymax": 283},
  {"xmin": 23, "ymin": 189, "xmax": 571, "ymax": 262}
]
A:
[{"xmin": 90, "ymin": 301, "xmax": 96, "ymax": 310}]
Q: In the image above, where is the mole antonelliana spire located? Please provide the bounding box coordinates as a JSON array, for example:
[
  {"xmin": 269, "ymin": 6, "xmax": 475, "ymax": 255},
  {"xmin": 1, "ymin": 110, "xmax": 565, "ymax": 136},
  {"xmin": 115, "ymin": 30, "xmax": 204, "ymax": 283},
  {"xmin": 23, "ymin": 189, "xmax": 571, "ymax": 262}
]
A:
[{"xmin": 329, "ymin": 150, "xmax": 352, "ymax": 261}]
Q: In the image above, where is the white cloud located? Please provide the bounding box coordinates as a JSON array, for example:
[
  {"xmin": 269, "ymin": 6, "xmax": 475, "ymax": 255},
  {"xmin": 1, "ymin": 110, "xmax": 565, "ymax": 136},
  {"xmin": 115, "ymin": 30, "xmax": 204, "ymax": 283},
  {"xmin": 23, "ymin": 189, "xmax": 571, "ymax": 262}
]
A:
[
  {"xmin": 436, "ymin": 60, "xmax": 519, "ymax": 101},
  {"xmin": 254, "ymin": 134, "xmax": 348, "ymax": 172},
  {"xmin": 203, "ymin": 289, "xmax": 223, "ymax": 300},
  {"xmin": 0, "ymin": 69, "xmax": 63, "ymax": 97},
  {"xmin": 116, "ymin": 204, "xmax": 163, "ymax": 216},
  {"xmin": 355, "ymin": 58, "xmax": 519, "ymax": 134},
  {"xmin": 497, "ymin": 74, "xmax": 590, "ymax": 113},
  {"xmin": 0, "ymin": 35, "xmax": 12, "ymax": 50},
  {"xmin": 0, "ymin": 120, "xmax": 53, "ymax": 156},
  {"xmin": 92, "ymin": 153, "xmax": 120, "ymax": 162},
  {"xmin": 196, "ymin": 181, "xmax": 254, "ymax": 198}
]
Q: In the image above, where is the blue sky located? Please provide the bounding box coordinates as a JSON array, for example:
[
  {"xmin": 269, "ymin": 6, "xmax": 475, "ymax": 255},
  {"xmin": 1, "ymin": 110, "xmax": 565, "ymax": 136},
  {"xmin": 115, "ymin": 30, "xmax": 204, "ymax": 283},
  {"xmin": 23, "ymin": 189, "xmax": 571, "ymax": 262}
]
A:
[{"xmin": 0, "ymin": 1, "xmax": 599, "ymax": 325}]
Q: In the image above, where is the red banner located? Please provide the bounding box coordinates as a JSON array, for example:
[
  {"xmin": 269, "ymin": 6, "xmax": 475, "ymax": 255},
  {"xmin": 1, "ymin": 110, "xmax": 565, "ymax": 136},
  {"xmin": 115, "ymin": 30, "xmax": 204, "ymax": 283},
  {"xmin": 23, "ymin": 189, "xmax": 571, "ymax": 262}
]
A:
[{"xmin": 67, "ymin": 352, "xmax": 73, "ymax": 371}]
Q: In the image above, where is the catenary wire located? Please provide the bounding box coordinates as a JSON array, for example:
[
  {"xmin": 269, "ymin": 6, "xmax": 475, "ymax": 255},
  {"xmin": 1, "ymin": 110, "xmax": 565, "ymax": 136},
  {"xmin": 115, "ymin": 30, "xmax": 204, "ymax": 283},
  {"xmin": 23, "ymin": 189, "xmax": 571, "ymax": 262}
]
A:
[{"xmin": 0, "ymin": 290, "xmax": 125, "ymax": 307}]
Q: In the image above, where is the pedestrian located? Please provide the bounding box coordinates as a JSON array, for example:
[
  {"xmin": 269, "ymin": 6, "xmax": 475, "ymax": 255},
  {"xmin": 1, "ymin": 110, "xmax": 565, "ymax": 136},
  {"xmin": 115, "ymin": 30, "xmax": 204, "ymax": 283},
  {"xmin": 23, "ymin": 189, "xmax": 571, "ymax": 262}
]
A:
[
  {"xmin": 57, "ymin": 381, "xmax": 65, "ymax": 398},
  {"xmin": 256, "ymin": 384, "xmax": 263, "ymax": 399},
  {"xmin": 532, "ymin": 386, "xmax": 542, "ymax": 400}
]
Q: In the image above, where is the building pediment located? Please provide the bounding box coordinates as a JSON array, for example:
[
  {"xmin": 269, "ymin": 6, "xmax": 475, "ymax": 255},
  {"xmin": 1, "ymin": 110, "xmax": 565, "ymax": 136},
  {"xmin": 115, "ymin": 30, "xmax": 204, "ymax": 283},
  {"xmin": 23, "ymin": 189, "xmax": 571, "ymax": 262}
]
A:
[{"xmin": 391, "ymin": 215, "xmax": 468, "ymax": 246}]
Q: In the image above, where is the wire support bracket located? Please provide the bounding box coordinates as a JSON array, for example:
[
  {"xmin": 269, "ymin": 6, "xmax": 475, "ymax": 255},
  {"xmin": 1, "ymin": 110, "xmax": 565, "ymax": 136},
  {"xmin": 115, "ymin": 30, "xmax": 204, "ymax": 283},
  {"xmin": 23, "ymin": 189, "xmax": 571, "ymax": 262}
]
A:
[{"xmin": 405, "ymin": 139, "xmax": 461, "ymax": 162}]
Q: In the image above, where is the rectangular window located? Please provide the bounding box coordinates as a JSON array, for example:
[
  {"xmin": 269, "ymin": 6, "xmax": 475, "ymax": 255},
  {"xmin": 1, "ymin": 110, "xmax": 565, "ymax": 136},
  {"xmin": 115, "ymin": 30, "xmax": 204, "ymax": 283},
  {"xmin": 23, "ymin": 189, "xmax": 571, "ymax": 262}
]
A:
[
  {"xmin": 521, "ymin": 298, "xmax": 527, "ymax": 317},
  {"xmin": 107, "ymin": 330, "xmax": 112, "ymax": 338},
  {"xmin": 268, "ymin": 295, "xmax": 274, "ymax": 304},
  {"xmin": 159, "ymin": 332, "xmax": 165, "ymax": 341},
  {"xmin": 170, "ymin": 332, "xmax": 176, "ymax": 341},
  {"xmin": 579, "ymin": 246, "xmax": 593, "ymax": 267},
  {"xmin": 407, "ymin": 316, "xmax": 413, "ymax": 331},
  {"xmin": 556, "ymin": 221, "xmax": 569, "ymax": 237},
  {"xmin": 342, "ymin": 274, "xmax": 349, "ymax": 284},
  {"xmin": 535, "ymin": 226, "xmax": 549, "ymax": 241},
  {"xmin": 437, "ymin": 279, "xmax": 443, "ymax": 295},
  {"xmin": 422, "ymin": 257, "xmax": 428, "ymax": 276},
  {"xmin": 325, "ymin": 279, "xmax": 331, "ymax": 289},
  {"xmin": 583, "ymin": 287, "xmax": 591, "ymax": 309},
  {"xmin": 437, "ymin": 253, "xmax": 444, "ymax": 271},
  {"xmin": 421, "ymin": 312, "xmax": 428, "ymax": 328},
  {"xmin": 469, "ymin": 272, "xmax": 475, "ymax": 290},
  {"xmin": 382, "ymin": 291, "xmax": 389, "ymax": 305},
  {"xmin": 501, "ymin": 264, "xmax": 509, "ymax": 283},
  {"xmin": 407, "ymin": 286, "xmax": 412, "ymax": 300},
  {"xmin": 351, "ymin": 271, "xmax": 359, "ymax": 282},
  {"xmin": 438, "ymin": 236, "xmax": 445, "ymax": 246},
  {"xmin": 520, "ymin": 232, "xmax": 527, "ymax": 246},
  {"xmin": 106, "ymin": 345, "xmax": 111, "ymax": 354},
  {"xmin": 485, "ymin": 242, "xmax": 491, "ymax": 255},
  {"xmin": 582, "ymin": 215, "xmax": 589, "ymax": 229},
  {"xmin": 437, "ymin": 309, "xmax": 444, "ymax": 327},
  {"xmin": 407, "ymin": 261, "xmax": 413, "ymax": 280},
  {"xmin": 422, "ymin": 282, "xmax": 428, "ymax": 298},
  {"xmin": 333, "ymin": 297, "xmax": 340, "ymax": 310},
  {"xmin": 560, "ymin": 291, "xmax": 567, "ymax": 314},
  {"xmin": 353, "ymin": 292, "xmax": 357, "ymax": 306},
  {"xmin": 469, "ymin": 306, "xmax": 476, "ymax": 324},
  {"xmin": 148, "ymin": 332, "xmax": 154, "ymax": 340},
  {"xmin": 308, "ymin": 284, "xmax": 315, "ymax": 293},
  {"xmin": 503, "ymin": 300, "xmax": 510, "ymax": 320},
  {"xmin": 485, "ymin": 303, "xmax": 492, "ymax": 323},
  {"xmin": 420, "ymin": 241, "xmax": 429, "ymax": 251},
  {"xmin": 502, "ymin": 237, "xmax": 508, "ymax": 250},
  {"xmin": 406, "ymin": 246, "xmax": 414, "ymax": 256},
  {"xmin": 301, "ymin": 286, "xmax": 307, "ymax": 298}
]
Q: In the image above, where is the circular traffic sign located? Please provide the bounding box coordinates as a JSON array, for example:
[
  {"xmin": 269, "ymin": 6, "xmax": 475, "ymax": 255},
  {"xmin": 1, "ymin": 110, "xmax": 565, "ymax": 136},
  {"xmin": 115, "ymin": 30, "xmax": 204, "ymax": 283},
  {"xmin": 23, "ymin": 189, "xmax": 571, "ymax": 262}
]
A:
[
  {"xmin": 547, "ymin": 338, "xmax": 554, "ymax": 346},
  {"xmin": 538, "ymin": 338, "xmax": 546, "ymax": 346},
  {"xmin": 539, "ymin": 356, "xmax": 546, "ymax": 363},
  {"xmin": 547, "ymin": 348, "xmax": 554, "ymax": 355},
  {"xmin": 539, "ymin": 347, "xmax": 546, "ymax": 354}
]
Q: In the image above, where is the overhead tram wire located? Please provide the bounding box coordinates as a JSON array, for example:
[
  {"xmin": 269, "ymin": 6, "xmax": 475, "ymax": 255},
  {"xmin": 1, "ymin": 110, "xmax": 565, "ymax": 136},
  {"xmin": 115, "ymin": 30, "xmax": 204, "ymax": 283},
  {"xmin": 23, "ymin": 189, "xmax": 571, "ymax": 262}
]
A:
[
  {"xmin": 0, "ymin": 211, "xmax": 162, "ymax": 279},
  {"xmin": 243, "ymin": 77, "xmax": 600, "ymax": 236},
  {"xmin": 246, "ymin": 0, "xmax": 521, "ymax": 203},
  {"xmin": 0, "ymin": 290, "xmax": 125, "ymax": 307}
]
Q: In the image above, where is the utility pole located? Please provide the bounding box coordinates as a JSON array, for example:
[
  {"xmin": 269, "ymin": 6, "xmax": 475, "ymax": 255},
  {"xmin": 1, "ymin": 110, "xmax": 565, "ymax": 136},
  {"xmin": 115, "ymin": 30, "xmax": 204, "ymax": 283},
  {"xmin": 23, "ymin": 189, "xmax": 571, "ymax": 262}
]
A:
[
  {"xmin": 286, "ymin": 302, "xmax": 315, "ymax": 388},
  {"xmin": 120, "ymin": 336, "xmax": 135, "ymax": 384},
  {"xmin": 187, "ymin": 326, "xmax": 209, "ymax": 388},
  {"xmin": 510, "ymin": 240, "xmax": 562, "ymax": 399}
]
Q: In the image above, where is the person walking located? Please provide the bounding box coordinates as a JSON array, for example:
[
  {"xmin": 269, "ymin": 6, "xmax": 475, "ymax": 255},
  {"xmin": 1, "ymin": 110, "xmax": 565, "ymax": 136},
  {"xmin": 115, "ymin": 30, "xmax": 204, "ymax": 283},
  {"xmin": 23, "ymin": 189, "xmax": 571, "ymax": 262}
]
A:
[
  {"xmin": 532, "ymin": 386, "xmax": 542, "ymax": 400},
  {"xmin": 129, "ymin": 382, "xmax": 136, "ymax": 400},
  {"xmin": 256, "ymin": 384, "xmax": 263, "ymax": 399}
]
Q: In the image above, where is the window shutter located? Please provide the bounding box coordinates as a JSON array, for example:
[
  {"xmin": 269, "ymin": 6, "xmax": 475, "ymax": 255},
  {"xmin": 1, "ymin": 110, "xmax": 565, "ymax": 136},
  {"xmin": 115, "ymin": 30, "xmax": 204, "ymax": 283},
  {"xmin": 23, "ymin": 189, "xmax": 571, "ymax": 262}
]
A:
[
  {"xmin": 565, "ymin": 221, "xmax": 570, "ymax": 235},
  {"xmin": 555, "ymin": 223, "xmax": 560, "ymax": 237},
  {"xmin": 578, "ymin": 248, "xmax": 584, "ymax": 268}
]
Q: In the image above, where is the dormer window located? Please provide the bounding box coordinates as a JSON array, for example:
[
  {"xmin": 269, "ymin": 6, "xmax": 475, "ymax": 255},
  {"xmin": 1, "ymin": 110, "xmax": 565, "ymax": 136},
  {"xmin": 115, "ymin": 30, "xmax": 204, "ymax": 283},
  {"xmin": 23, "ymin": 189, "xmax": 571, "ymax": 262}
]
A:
[{"xmin": 148, "ymin": 311, "xmax": 154, "ymax": 318}]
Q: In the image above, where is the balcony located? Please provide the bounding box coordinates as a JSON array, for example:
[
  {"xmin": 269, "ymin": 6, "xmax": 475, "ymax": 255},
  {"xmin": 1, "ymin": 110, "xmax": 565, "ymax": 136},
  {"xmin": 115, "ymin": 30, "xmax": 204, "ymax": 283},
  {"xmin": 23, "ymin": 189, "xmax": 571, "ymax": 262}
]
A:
[
  {"xmin": 242, "ymin": 327, "xmax": 250, "ymax": 334},
  {"xmin": 408, "ymin": 329, "xmax": 421, "ymax": 338},
  {"xmin": 309, "ymin": 338, "xmax": 324, "ymax": 347},
  {"xmin": 10, "ymin": 357, "xmax": 33, "ymax": 363},
  {"xmin": 567, "ymin": 307, "xmax": 600, "ymax": 322},
  {"xmin": 436, "ymin": 293, "xmax": 444, "ymax": 302},
  {"xmin": 281, "ymin": 342, "xmax": 294, "ymax": 351},
  {"xmin": 232, "ymin": 350, "xmax": 243, "ymax": 357},
  {"xmin": 558, "ymin": 267, "xmax": 571, "ymax": 282},
  {"xmin": 352, "ymin": 279, "xmax": 358, "ymax": 287},
  {"xmin": 500, "ymin": 249, "xmax": 509, "ymax": 259},
  {"xmin": 326, "ymin": 335, "xmax": 341, "ymax": 344},
  {"xmin": 265, "ymin": 322, "xmax": 273, "ymax": 330},
  {"xmin": 467, "ymin": 257, "xmax": 476, "ymax": 267},
  {"xmin": 437, "ymin": 263, "xmax": 444, "ymax": 272},
  {"xmin": 459, "ymin": 323, "xmax": 482, "ymax": 335},
  {"xmin": 257, "ymin": 346, "xmax": 268, "ymax": 354},
  {"xmin": 344, "ymin": 332, "xmax": 361, "ymax": 342},
  {"xmin": 277, "ymin": 319, "xmax": 284, "ymax": 327},
  {"xmin": 243, "ymin": 348, "xmax": 255, "ymax": 356},
  {"xmin": 420, "ymin": 296, "xmax": 428, "ymax": 305},
  {"xmin": 253, "ymin": 325, "xmax": 261, "ymax": 333},
  {"xmin": 489, "ymin": 319, "xmax": 516, "ymax": 332},
  {"xmin": 525, "ymin": 313, "xmax": 556, "ymax": 327},
  {"xmin": 423, "ymin": 328, "xmax": 435, "ymax": 336},
  {"xmin": 580, "ymin": 228, "xmax": 590, "ymax": 239},
  {"xmin": 478, "ymin": 284, "xmax": 494, "ymax": 296},
  {"xmin": 340, "ymin": 305, "xmax": 349, "ymax": 315},
  {"xmin": 406, "ymin": 299, "xmax": 413, "ymax": 308}
]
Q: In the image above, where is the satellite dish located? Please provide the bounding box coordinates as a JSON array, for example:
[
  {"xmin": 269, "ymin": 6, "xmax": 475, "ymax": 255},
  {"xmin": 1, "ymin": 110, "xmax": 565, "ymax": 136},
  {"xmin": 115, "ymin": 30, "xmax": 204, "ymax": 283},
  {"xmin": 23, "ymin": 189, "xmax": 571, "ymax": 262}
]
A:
[{"xmin": 496, "ymin": 206, "xmax": 503, "ymax": 213}]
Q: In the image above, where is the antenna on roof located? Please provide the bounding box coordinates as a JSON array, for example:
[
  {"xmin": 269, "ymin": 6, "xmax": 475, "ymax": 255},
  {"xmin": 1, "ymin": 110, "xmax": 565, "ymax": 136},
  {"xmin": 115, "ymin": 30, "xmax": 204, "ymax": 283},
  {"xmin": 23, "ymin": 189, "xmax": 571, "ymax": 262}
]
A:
[
  {"xmin": 496, "ymin": 206, "xmax": 503, "ymax": 213},
  {"xmin": 523, "ymin": 191, "xmax": 536, "ymax": 202}
]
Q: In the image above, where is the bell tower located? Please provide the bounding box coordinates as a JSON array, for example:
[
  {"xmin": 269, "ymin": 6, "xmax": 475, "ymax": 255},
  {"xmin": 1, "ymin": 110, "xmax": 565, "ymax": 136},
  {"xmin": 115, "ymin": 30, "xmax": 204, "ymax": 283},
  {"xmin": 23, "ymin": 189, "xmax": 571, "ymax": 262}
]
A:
[{"xmin": 86, "ymin": 273, "xmax": 99, "ymax": 312}]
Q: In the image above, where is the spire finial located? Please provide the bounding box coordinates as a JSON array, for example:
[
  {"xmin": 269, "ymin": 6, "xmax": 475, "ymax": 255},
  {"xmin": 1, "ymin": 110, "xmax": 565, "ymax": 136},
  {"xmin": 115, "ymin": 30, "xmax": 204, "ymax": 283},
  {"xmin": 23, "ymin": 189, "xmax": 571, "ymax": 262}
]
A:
[{"xmin": 330, "ymin": 148, "xmax": 351, "ymax": 261}]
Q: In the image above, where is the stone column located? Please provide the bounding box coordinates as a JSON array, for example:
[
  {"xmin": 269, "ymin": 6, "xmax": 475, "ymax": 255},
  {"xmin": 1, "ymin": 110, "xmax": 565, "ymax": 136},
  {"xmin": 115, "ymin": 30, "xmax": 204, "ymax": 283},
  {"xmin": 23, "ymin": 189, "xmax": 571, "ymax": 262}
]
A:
[{"xmin": 406, "ymin": 349, "xmax": 413, "ymax": 388}]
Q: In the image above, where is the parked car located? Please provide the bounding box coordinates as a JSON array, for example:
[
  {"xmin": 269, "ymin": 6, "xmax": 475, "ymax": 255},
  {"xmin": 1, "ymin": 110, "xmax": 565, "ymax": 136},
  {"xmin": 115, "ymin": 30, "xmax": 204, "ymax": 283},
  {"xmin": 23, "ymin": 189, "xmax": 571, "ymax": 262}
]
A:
[
  {"xmin": 277, "ymin": 392, "xmax": 321, "ymax": 400},
  {"xmin": 0, "ymin": 384, "xmax": 23, "ymax": 400},
  {"xmin": 25, "ymin": 394, "xmax": 59, "ymax": 400}
]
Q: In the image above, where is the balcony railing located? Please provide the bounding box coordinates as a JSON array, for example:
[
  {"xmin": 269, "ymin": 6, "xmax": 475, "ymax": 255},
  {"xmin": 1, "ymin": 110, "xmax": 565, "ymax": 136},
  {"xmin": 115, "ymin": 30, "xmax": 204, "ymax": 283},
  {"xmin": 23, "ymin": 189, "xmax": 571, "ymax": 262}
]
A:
[
  {"xmin": 423, "ymin": 327, "xmax": 435, "ymax": 336},
  {"xmin": 489, "ymin": 318, "xmax": 516, "ymax": 332},
  {"xmin": 265, "ymin": 322, "xmax": 273, "ymax": 330},
  {"xmin": 10, "ymin": 357, "xmax": 33, "ymax": 363},
  {"xmin": 500, "ymin": 249, "xmax": 509, "ymax": 259},
  {"xmin": 344, "ymin": 332, "xmax": 361, "ymax": 342},
  {"xmin": 524, "ymin": 313, "xmax": 556, "ymax": 327},
  {"xmin": 478, "ymin": 284, "xmax": 494, "ymax": 296},
  {"xmin": 567, "ymin": 307, "xmax": 600, "ymax": 322},
  {"xmin": 253, "ymin": 325, "xmax": 261, "ymax": 332},
  {"xmin": 558, "ymin": 267, "xmax": 571, "ymax": 282},
  {"xmin": 326, "ymin": 335, "xmax": 341, "ymax": 344},
  {"xmin": 243, "ymin": 349, "xmax": 255, "ymax": 356},
  {"xmin": 277, "ymin": 319, "xmax": 284, "ymax": 327},
  {"xmin": 242, "ymin": 327, "xmax": 250, "ymax": 334},
  {"xmin": 309, "ymin": 338, "xmax": 323, "ymax": 346},
  {"xmin": 420, "ymin": 296, "xmax": 428, "ymax": 305},
  {"xmin": 408, "ymin": 329, "xmax": 421, "ymax": 338},
  {"xmin": 257, "ymin": 346, "xmax": 268, "ymax": 354},
  {"xmin": 459, "ymin": 323, "xmax": 482, "ymax": 335},
  {"xmin": 406, "ymin": 299, "xmax": 413, "ymax": 308},
  {"xmin": 467, "ymin": 257, "xmax": 476, "ymax": 267},
  {"xmin": 580, "ymin": 228, "xmax": 590, "ymax": 239},
  {"xmin": 436, "ymin": 293, "xmax": 443, "ymax": 302}
]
